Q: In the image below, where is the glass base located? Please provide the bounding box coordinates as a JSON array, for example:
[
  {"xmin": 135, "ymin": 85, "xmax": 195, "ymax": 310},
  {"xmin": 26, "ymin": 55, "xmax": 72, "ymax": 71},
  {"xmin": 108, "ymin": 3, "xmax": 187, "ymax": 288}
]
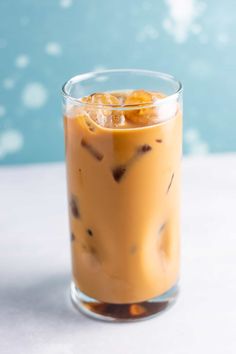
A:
[{"xmin": 71, "ymin": 282, "xmax": 179, "ymax": 322}]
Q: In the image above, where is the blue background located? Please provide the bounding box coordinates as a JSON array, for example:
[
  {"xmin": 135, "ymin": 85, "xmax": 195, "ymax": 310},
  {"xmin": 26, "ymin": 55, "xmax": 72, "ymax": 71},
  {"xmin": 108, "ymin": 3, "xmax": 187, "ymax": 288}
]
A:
[{"xmin": 0, "ymin": 0, "xmax": 235, "ymax": 165}]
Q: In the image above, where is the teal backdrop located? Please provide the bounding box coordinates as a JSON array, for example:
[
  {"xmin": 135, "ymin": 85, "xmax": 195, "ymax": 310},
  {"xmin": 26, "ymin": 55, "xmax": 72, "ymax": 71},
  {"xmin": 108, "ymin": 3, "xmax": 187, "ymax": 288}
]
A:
[{"xmin": 0, "ymin": 0, "xmax": 235, "ymax": 164}]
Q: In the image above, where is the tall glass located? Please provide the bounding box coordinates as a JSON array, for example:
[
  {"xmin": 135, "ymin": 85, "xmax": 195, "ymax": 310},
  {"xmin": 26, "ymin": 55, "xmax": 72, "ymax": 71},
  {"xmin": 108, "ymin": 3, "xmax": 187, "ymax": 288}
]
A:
[{"xmin": 62, "ymin": 69, "xmax": 183, "ymax": 321}]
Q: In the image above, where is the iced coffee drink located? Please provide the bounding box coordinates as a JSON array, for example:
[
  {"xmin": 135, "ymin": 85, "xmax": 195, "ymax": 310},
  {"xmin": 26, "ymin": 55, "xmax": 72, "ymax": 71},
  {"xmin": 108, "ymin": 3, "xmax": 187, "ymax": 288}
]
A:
[{"xmin": 62, "ymin": 70, "xmax": 182, "ymax": 321}]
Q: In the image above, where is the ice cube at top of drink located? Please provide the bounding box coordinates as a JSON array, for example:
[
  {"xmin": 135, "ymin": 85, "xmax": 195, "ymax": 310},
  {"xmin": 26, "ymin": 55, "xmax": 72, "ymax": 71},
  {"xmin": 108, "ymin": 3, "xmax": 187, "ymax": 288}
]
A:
[
  {"xmin": 71, "ymin": 89, "xmax": 177, "ymax": 129},
  {"xmin": 81, "ymin": 93, "xmax": 124, "ymax": 128},
  {"xmin": 124, "ymin": 90, "xmax": 166, "ymax": 125}
]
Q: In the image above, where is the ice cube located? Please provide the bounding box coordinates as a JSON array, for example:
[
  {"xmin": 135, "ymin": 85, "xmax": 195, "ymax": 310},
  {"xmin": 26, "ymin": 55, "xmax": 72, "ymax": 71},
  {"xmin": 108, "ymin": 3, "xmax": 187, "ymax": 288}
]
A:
[
  {"xmin": 81, "ymin": 138, "xmax": 104, "ymax": 161},
  {"xmin": 111, "ymin": 111, "xmax": 126, "ymax": 127},
  {"xmin": 112, "ymin": 165, "xmax": 127, "ymax": 182},
  {"xmin": 111, "ymin": 91, "xmax": 129, "ymax": 105},
  {"xmin": 124, "ymin": 90, "xmax": 167, "ymax": 125},
  {"xmin": 124, "ymin": 90, "xmax": 156, "ymax": 125},
  {"xmin": 70, "ymin": 195, "xmax": 80, "ymax": 218},
  {"xmin": 82, "ymin": 93, "xmax": 124, "ymax": 128},
  {"xmin": 84, "ymin": 93, "xmax": 120, "ymax": 107}
]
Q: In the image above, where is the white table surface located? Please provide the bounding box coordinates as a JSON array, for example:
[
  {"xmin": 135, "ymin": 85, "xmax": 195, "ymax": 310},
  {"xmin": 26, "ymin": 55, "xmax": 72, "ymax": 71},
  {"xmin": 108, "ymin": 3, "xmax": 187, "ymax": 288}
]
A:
[{"xmin": 0, "ymin": 154, "xmax": 236, "ymax": 354}]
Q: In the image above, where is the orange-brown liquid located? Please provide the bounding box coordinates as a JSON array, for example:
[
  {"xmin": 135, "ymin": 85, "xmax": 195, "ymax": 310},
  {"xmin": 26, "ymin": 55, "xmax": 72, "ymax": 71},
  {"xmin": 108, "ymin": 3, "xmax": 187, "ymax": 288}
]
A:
[{"xmin": 64, "ymin": 92, "xmax": 182, "ymax": 304}]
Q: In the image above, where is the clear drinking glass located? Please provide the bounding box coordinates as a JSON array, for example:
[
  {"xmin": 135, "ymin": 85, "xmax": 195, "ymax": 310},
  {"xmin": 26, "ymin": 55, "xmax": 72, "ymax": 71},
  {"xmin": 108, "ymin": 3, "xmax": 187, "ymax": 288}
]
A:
[{"xmin": 62, "ymin": 69, "xmax": 183, "ymax": 321}]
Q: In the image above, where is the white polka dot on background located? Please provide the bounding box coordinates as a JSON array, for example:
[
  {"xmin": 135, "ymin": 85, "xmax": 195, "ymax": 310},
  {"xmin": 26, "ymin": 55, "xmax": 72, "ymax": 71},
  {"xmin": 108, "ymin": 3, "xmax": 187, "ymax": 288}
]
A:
[
  {"xmin": 3, "ymin": 78, "xmax": 15, "ymax": 90},
  {"xmin": 45, "ymin": 42, "xmax": 62, "ymax": 56},
  {"xmin": 136, "ymin": 25, "xmax": 159, "ymax": 42},
  {"xmin": 0, "ymin": 130, "xmax": 24, "ymax": 159},
  {"xmin": 189, "ymin": 141, "xmax": 209, "ymax": 155},
  {"xmin": 15, "ymin": 54, "xmax": 30, "ymax": 68},
  {"xmin": 217, "ymin": 33, "xmax": 230, "ymax": 46},
  {"xmin": 185, "ymin": 128, "xmax": 209, "ymax": 155},
  {"xmin": 185, "ymin": 128, "xmax": 199, "ymax": 143},
  {"xmin": 163, "ymin": 0, "xmax": 206, "ymax": 43},
  {"xmin": 60, "ymin": 0, "xmax": 73, "ymax": 8},
  {"xmin": 22, "ymin": 82, "xmax": 48, "ymax": 109},
  {"xmin": 0, "ymin": 105, "xmax": 6, "ymax": 117}
]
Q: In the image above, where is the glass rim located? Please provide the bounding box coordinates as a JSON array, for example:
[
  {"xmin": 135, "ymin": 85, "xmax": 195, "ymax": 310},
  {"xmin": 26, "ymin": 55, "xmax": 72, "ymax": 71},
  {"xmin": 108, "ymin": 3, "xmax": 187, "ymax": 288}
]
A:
[{"xmin": 62, "ymin": 69, "xmax": 183, "ymax": 110}]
